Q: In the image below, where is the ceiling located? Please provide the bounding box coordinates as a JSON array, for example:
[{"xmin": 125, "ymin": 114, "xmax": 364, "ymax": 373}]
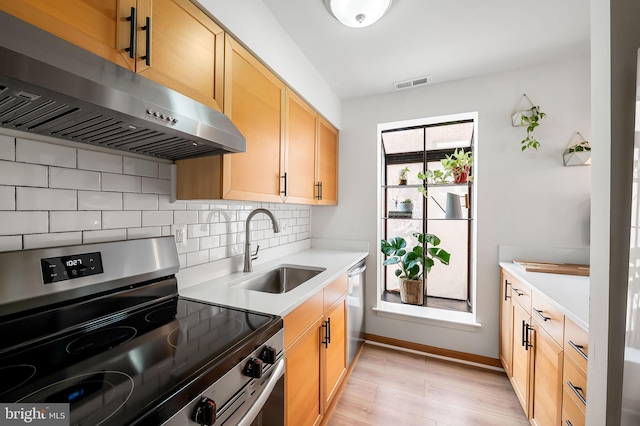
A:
[{"xmin": 262, "ymin": 0, "xmax": 591, "ymax": 100}]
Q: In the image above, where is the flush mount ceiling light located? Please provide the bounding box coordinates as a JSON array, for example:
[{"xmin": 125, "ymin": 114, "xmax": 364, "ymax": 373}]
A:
[{"xmin": 323, "ymin": 0, "xmax": 394, "ymax": 28}]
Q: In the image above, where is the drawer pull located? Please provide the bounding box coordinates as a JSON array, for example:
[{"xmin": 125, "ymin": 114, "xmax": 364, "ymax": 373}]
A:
[
  {"xmin": 513, "ymin": 288, "xmax": 524, "ymax": 297},
  {"xmin": 568, "ymin": 340, "xmax": 588, "ymax": 361},
  {"xmin": 567, "ymin": 380, "xmax": 587, "ymax": 405},
  {"xmin": 566, "ymin": 421, "xmax": 573, "ymax": 426},
  {"xmin": 533, "ymin": 308, "xmax": 551, "ymax": 321},
  {"xmin": 504, "ymin": 279, "xmax": 511, "ymax": 300}
]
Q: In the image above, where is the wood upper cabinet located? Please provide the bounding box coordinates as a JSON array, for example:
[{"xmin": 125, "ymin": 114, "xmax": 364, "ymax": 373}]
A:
[
  {"xmin": 176, "ymin": 35, "xmax": 285, "ymax": 202},
  {"xmin": 134, "ymin": 0, "xmax": 224, "ymax": 112},
  {"xmin": 499, "ymin": 270, "xmax": 513, "ymax": 377},
  {"xmin": 316, "ymin": 117, "xmax": 339, "ymax": 205},
  {"xmin": 284, "ymin": 88, "xmax": 318, "ymax": 204},
  {"xmin": 0, "ymin": 0, "xmax": 133, "ymax": 70},
  {"xmin": 530, "ymin": 318, "xmax": 564, "ymax": 426}
]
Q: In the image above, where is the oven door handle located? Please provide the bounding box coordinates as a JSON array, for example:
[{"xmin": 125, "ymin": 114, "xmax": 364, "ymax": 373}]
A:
[{"xmin": 237, "ymin": 357, "xmax": 285, "ymax": 426}]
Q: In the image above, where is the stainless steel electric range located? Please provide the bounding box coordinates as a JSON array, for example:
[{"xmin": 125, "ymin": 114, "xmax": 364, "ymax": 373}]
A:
[{"xmin": 0, "ymin": 236, "xmax": 284, "ymax": 426}]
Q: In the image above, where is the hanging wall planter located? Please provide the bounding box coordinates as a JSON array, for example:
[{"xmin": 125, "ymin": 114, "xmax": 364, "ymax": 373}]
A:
[
  {"xmin": 563, "ymin": 132, "xmax": 591, "ymax": 166},
  {"xmin": 512, "ymin": 94, "xmax": 547, "ymax": 151}
]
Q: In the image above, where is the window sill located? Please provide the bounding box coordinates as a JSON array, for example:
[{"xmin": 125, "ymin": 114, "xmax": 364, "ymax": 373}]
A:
[{"xmin": 373, "ymin": 301, "xmax": 481, "ymax": 332}]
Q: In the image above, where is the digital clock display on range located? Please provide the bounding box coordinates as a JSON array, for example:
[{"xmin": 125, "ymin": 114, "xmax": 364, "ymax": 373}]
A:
[{"xmin": 40, "ymin": 252, "xmax": 104, "ymax": 284}]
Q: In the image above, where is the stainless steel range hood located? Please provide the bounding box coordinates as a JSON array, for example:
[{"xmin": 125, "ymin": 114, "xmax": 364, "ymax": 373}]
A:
[{"xmin": 0, "ymin": 12, "xmax": 245, "ymax": 160}]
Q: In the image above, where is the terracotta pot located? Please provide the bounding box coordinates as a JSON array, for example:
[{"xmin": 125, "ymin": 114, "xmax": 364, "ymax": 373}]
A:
[
  {"xmin": 453, "ymin": 166, "xmax": 470, "ymax": 184},
  {"xmin": 399, "ymin": 277, "xmax": 423, "ymax": 305}
]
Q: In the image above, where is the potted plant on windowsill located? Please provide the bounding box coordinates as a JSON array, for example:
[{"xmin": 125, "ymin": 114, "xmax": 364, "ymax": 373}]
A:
[
  {"xmin": 399, "ymin": 198, "xmax": 414, "ymax": 213},
  {"xmin": 441, "ymin": 148, "xmax": 473, "ymax": 183},
  {"xmin": 380, "ymin": 233, "xmax": 451, "ymax": 305},
  {"xmin": 398, "ymin": 167, "xmax": 410, "ymax": 185}
]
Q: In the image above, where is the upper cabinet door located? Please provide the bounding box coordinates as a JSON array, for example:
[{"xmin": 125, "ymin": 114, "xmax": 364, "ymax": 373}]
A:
[
  {"xmin": 0, "ymin": 0, "xmax": 134, "ymax": 71},
  {"xmin": 284, "ymin": 88, "xmax": 318, "ymax": 204},
  {"xmin": 317, "ymin": 117, "xmax": 338, "ymax": 205},
  {"xmin": 222, "ymin": 35, "xmax": 285, "ymax": 202},
  {"xmin": 134, "ymin": 0, "xmax": 224, "ymax": 112}
]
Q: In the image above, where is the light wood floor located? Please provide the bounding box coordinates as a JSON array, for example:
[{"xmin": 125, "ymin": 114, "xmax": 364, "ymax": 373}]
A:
[{"xmin": 327, "ymin": 344, "xmax": 529, "ymax": 426}]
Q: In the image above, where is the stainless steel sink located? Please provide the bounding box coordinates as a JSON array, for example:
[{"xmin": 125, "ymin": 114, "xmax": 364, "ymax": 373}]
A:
[{"xmin": 232, "ymin": 265, "xmax": 326, "ymax": 294}]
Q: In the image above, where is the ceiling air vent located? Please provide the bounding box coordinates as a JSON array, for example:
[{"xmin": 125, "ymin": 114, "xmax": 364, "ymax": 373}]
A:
[{"xmin": 394, "ymin": 75, "xmax": 430, "ymax": 91}]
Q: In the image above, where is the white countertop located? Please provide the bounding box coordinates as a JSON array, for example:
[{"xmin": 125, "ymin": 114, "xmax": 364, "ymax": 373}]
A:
[
  {"xmin": 180, "ymin": 248, "xmax": 368, "ymax": 317},
  {"xmin": 500, "ymin": 262, "xmax": 589, "ymax": 331}
]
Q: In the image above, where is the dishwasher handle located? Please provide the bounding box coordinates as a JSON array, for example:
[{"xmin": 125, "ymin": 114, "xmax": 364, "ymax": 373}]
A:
[{"xmin": 348, "ymin": 260, "xmax": 367, "ymax": 277}]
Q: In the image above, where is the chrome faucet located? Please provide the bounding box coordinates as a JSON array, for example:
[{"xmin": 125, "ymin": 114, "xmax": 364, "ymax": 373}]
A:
[{"xmin": 244, "ymin": 208, "xmax": 281, "ymax": 272}]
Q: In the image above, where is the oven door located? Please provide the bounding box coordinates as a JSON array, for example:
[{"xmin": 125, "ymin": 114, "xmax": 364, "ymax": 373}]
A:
[{"xmin": 236, "ymin": 359, "xmax": 284, "ymax": 426}]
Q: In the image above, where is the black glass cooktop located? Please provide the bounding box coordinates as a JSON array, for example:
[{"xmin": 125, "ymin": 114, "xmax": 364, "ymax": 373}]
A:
[{"xmin": 0, "ymin": 295, "xmax": 281, "ymax": 425}]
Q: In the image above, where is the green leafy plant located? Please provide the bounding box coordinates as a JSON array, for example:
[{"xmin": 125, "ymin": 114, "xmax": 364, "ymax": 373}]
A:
[
  {"xmin": 567, "ymin": 141, "xmax": 591, "ymax": 153},
  {"xmin": 520, "ymin": 106, "xmax": 546, "ymax": 151},
  {"xmin": 398, "ymin": 166, "xmax": 410, "ymax": 183},
  {"xmin": 380, "ymin": 233, "xmax": 451, "ymax": 280},
  {"xmin": 400, "ymin": 198, "xmax": 412, "ymax": 204},
  {"xmin": 441, "ymin": 148, "xmax": 473, "ymax": 183}
]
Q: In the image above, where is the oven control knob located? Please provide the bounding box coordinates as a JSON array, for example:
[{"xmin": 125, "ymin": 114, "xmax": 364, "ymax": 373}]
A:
[
  {"xmin": 192, "ymin": 397, "xmax": 216, "ymax": 426},
  {"xmin": 259, "ymin": 346, "xmax": 277, "ymax": 364},
  {"xmin": 243, "ymin": 357, "xmax": 263, "ymax": 378}
]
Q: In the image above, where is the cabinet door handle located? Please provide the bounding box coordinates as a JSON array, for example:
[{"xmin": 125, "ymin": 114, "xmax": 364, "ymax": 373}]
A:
[
  {"xmin": 504, "ymin": 279, "xmax": 511, "ymax": 300},
  {"xmin": 280, "ymin": 172, "xmax": 287, "ymax": 196},
  {"xmin": 567, "ymin": 381, "xmax": 587, "ymax": 405},
  {"xmin": 533, "ymin": 308, "xmax": 551, "ymax": 322},
  {"xmin": 327, "ymin": 317, "xmax": 331, "ymax": 344},
  {"xmin": 141, "ymin": 16, "xmax": 151, "ymax": 66},
  {"xmin": 321, "ymin": 319, "xmax": 329, "ymax": 348},
  {"xmin": 521, "ymin": 320, "xmax": 526, "ymax": 348},
  {"xmin": 125, "ymin": 7, "xmax": 137, "ymax": 58},
  {"xmin": 524, "ymin": 323, "xmax": 533, "ymax": 351},
  {"xmin": 315, "ymin": 182, "xmax": 323, "ymax": 200},
  {"xmin": 566, "ymin": 421, "xmax": 573, "ymax": 426},
  {"xmin": 513, "ymin": 288, "xmax": 524, "ymax": 297},
  {"xmin": 568, "ymin": 340, "xmax": 588, "ymax": 361}
]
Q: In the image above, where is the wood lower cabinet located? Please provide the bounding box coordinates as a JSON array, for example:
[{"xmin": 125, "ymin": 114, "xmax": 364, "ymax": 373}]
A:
[
  {"xmin": 530, "ymin": 318, "xmax": 563, "ymax": 426},
  {"xmin": 499, "ymin": 267, "xmax": 589, "ymax": 425},
  {"xmin": 499, "ymin": 270, "xmax": 513, "ymax": 376},
  {"xmin": 0, "ymin": 0, "xmax": 133, "ymax": 70},
  {"xmin": 511, "ymin": 300, "xmax": 532, "ymax": 415},
  {"xmin": 283, "ymin": 274, "xmax": 348, "ymax": 426}
]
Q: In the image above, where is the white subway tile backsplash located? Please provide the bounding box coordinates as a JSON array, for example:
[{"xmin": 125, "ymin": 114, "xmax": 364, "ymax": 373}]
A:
[
  {"xmin": 0, "ymin": 133, "xmax": 312, "ymax": 272},
  {"xmin": 0, "ymin": 135, "xmax": 15, "ymax": 161},
  {"xmin": 83, "ymin": 229, "xmax": 127, "ymax": 244},
  {"xmin": 128, "ymin": 227, "xmax": 162, "ymax": 239},
  {"xmin": 0, "ymin": 212, "xmax": 47, "ymax": 235},
  {"xmin": 78, "ymin": 191, "xmax": 122, "ymax": 211},
  {"xmin": 16, "ymin": 139, "xmax": 76, "ymax": 168},
  {"xmin": 0, "ymin": 235, "xmax": 21, "ymax": 251},
  {"xmin": 24, "ymin": 232, "xmax": 82, "ymax": 249},
  {"xmin": 174, "ymin": 210, "xmax": 198, "ymax": 225},
  {"xmin": 187, "ymin": 250, "xmax": 209, "ymax": 267},
  {"xmin": 124, "ymin": 193, "xmax": 158, "ymax": 210},
  {"xmin": 188, "ymin": 223, "xmax": 209, "ymax": 238},
  {"xmin": 17, "ymin": 187, "xmax": 77, "ymax": 211},
  {"xmin": 78, "ymin": 150, "xmax": 122, "ymax": 173},
  {"xmin": 159, "ymin": 195, "xmax": 186, "ymax": 211},
  {"xmin": 0, "ymin": 161, "xmax": 48, "ymax": 187},
  {"xmin": 50, "ymin": 211, "xmax": 101, "ymax": 232},
  {"xmin": 124, "ymin": 157, "xmax": 158, "ymax": 177},
  {"xmin": 141, "ymin": 177, "xmax": 170, "ymax": 194},
  {"xmin": 50, "ymin": 167, "xmax": 101, "ymax": 190},
  {"xmin": 0, "ymin": 186, "xmax": 15, "ymax": 210},
  {"xmin": 103, "ymin": 211, "xmax": 141, "ymax": 229},
  {"xmin": 102, "ymin": 173, "xmax": 141, "ymax": 193},
  {"xmin": 142, "ymin": 211, "xmax": 173, "ymax": 226}
]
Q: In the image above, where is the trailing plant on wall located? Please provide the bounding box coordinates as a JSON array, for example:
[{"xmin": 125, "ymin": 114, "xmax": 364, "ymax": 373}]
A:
[{"xmin": 520, "ymin": 106, "xmax": 546, "ymax": 151}]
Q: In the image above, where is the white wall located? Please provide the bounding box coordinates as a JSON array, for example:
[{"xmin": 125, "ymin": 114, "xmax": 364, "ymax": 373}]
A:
[
  {"xmin": 588, "ymin": 1, "xmax": 640, "ymax": 424},
  {"xmin": 195, "ymin": 0, "xmax": 342, "ymax": 128},
  {"xmin": 312, "ymin": 56, "xmax": 592, "ymax": 359},
  {"xmin": 0, "ymin": 131, "xmax": 311, "ymax": 267}
]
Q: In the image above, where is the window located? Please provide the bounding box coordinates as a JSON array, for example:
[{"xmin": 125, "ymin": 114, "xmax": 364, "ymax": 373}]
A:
[{"xmin": 380, "ymin": 118, "xmax": 475, "ymax": 313}]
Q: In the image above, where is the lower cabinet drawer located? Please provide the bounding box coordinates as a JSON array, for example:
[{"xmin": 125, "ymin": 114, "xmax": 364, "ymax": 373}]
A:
[
  {"xmin": 531, "ymin": 291, "xmax": 565, "ymax": 346},
  {"xmin": 564, "ymin": 353, "xmax": 587, "ymax": 408},
  {"xmin": 562, "ymin": 387, "xmax": 585, "ymax": 426}
]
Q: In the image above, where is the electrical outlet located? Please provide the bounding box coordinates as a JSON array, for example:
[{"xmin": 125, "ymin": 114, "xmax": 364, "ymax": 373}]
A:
[{"xmin": 172, "ymin": 224, "xmax": 187, "ymax": 248}]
